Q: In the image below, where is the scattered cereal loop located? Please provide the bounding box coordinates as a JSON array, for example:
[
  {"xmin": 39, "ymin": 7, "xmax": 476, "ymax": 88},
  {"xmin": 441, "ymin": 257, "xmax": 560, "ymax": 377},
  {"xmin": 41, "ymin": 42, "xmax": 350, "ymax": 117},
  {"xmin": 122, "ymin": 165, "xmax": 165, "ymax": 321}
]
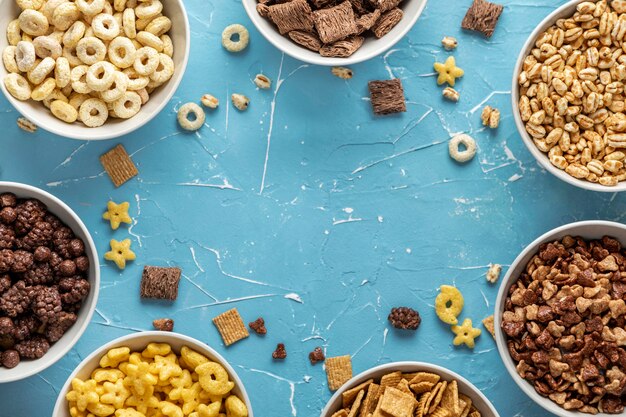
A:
[
  {"xmin": 435, "ymin": 285, "xmax": 464, "ymax": 325},
  {"xmin": 222, "ymin": 24, "xmax": 249, "ymax": 53},
  {"xmin": 448, "ymin": 134, "xmax": 476, "ymax": 163}
]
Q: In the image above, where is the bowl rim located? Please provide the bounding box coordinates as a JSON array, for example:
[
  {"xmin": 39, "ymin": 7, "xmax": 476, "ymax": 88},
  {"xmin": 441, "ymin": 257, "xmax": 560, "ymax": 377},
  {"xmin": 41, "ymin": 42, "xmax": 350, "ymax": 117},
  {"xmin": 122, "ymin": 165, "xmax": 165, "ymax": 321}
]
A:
[
  {"xmin": 510, "ymin": 0, "xmax": 626, "ymax": 193},
  {"xmin": 0, "ymin": 181, "xmax": 100, "ymax": 383},
  {"xmin": 319, "ymin": 361, "xmax": 500, "ymax": 417},
  {"xmin": 51, "ymin": 331, "xmax": 254, "ymax": 417},
  {"xmin": 494, "ymin": 220, "xmax": 626, "ymax": 416},
  {"xmin": 241, "ymin": 0, "xmax": 428, "ymax": 66},
  {"xmin": 0, "ymin": 0, "xmax": 191, "ymax": 141}
]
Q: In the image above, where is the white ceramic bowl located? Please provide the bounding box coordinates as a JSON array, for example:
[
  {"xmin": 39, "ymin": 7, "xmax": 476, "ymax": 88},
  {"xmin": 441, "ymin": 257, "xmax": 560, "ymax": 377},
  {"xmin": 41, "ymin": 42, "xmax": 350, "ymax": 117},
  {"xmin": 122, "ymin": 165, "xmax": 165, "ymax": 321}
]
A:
[
  {"xmin": 52, "ymin": 331, "xmax": 254, "ymax": 417},
  {"xmin": 495, "ymin": 220, "xmax": 626, "ymax": 416},
  {"xmin": 511, "ymin": 0, "xmax": 626, "ymax": 193},
  {"xmin": 0, "ymin": 181, "xmax": 99, "ymax": 383},
  {"xmin": 242, "ymin": 0, "xmax": 428, "ymax": 66},
  {"xmin": 0, "ymin": 0, "xmax": 190, "ymax": 140},
  {"xmin": 320, "ymin": 361, "xmax": 500, "ymax": 417}
]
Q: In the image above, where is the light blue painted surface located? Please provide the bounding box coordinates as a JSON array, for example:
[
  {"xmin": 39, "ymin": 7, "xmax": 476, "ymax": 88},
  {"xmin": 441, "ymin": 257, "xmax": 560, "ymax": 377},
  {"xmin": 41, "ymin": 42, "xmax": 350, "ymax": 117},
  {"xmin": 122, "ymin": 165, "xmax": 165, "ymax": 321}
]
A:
[{"xmin": 0, "ymin": 0, "xmax": 622, "ymax": 416}]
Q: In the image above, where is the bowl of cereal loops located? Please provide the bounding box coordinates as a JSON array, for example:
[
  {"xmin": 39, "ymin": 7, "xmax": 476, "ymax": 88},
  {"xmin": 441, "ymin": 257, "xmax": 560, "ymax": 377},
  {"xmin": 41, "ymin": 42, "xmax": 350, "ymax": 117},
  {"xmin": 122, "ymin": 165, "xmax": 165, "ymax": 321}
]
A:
[
  {"xmin": 0, "ymin": 181, "xmax": 99, "ymax": 383},
  {"xmin": 320, "ymin": 361, "xmax": 499, "ymax": 417},
  {"xmin": 52, "ymin": 331, "xmax": 253, "ymax": 417},
  {"xmin": 512, "ymin": 0, "xmax": 626, "ymax": 192},
  {"xmin": 0, "ymin": 0, "xmax": 190, "ymax": 140},
  {"xmin": 495, "ymin": 220, "xmax": 626, "ymax": 415},
  {"xmin": 242, "ymin": 0, "xmax": 428, "ymax": 66}
]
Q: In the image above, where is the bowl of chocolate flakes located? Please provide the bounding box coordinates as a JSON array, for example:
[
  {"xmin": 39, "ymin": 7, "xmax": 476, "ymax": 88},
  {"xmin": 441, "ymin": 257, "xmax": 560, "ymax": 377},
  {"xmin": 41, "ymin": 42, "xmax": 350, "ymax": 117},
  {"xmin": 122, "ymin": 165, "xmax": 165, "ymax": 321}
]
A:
[
  {"xmin": 0, "ymin": 182, "xmax": 99, "ymax": 383},
  {"xmin": 242, "ymin": 0, "xmax": 428, "ymax": 66},
  {"xmin": 495, "ymin": 220, "xmax": 626, "ymax": 416}
]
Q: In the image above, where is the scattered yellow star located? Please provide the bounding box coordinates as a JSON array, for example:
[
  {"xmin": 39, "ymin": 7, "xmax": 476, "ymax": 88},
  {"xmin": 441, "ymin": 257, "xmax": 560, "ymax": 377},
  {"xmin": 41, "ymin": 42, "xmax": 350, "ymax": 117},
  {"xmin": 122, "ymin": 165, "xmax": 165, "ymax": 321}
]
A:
[
  {"xmin": 102, "ymin": 201, "xmax": 132, "ymax": 230},
  {"xmin": 104, "ymin": 239, "xmax": 136, "ymax": 269},
  {"xmin": 451, "ymin": 318, "xmax": 481, "ymax": 348},
  {"xmin": 434, "ymin": 56, "xmax": 464, "ymax": 86}
]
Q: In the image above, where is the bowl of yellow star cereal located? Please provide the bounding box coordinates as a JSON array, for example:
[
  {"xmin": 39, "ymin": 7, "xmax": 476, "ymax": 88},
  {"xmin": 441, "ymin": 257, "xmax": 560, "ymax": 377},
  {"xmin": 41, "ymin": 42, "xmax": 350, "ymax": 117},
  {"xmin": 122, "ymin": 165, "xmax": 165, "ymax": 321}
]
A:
[{"xmin": 52, "ymin": 331, "xmax": 252, "ymax": 417}]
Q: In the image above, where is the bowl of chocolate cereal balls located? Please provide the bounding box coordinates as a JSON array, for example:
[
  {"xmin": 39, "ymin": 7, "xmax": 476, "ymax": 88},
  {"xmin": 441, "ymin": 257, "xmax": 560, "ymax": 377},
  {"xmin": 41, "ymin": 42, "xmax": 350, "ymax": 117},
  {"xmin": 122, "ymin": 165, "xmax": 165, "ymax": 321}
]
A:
[
  {"xmin": 495, "ymin": 220, "xmax": 626, "ymax": 415},
  {"xmin": 0, "ymin": 0, "xmax": 190, "ymax": 140},
  {"xmin": 0, "ymin": 181, "xmax": 99, "ymax": 383}
]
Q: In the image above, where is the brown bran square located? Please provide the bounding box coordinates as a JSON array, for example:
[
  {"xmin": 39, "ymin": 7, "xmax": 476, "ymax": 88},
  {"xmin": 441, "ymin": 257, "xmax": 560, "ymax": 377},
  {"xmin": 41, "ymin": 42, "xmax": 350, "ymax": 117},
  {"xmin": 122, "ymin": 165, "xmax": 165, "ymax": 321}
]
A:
[
  {"xmin": 461, "ymin": 0, "xmax": 503, "ymax": 38},
  {"xmin": 212, "ymin": 308, "xmax": 250, "ymax": 346},
  {"xmin": 313, "ymin": 0, "xmax": 358, "ymax": 44},
  {"xmin": 140, "ymin": 266, "xmax": 182, "ymax": 300},
  {"xmin": 368, "ymin": 79, "xmax": 406, "ymax": 115},
  {"xmin": 268, "ymin": 0, "xmax": 314, "ymax": 35},
  {"xmin": 100, "ymin": 144, "xmax": 138, "ymax": 187}
]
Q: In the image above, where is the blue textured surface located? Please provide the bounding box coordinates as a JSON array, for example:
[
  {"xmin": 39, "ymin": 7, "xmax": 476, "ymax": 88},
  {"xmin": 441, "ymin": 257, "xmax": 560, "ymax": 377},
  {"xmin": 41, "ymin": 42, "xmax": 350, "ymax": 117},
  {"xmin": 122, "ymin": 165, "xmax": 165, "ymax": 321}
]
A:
[{"xmin": 2, "ymin": 0, "xmax": 625, "ymax": 416}]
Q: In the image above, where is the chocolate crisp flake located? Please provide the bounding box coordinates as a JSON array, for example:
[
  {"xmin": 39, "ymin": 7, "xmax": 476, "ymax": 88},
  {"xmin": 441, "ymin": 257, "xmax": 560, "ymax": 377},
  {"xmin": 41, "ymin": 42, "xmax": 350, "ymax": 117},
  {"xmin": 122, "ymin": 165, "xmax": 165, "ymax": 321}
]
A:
[
  {"xmin": 140, "ymin": 266, "xmax": 182, "ymax": 300},
  {"xmin": 319, "ymin": 36, "xmax": 365, "ymax": 58},
  {"xmin": 368, "ymin": 79, "xmax": 406, "ymax": 115},
  {"xmin": 268, "ymin": 0, "xmax": 315, "ymax": 35},
  {"xmin": 313, "ymin": 1, "xmax": 358, "ymax": 44},
  {"xmin": 288, "ymin": 30, "xmax": 323, "ymax": 51},
  {"xmin": 371, "ymin": 8, "xmax": 403, "ymax": 38},
  {"xmin": 461, "ymin": 0, "xmax": 503, "ymax": 38}
]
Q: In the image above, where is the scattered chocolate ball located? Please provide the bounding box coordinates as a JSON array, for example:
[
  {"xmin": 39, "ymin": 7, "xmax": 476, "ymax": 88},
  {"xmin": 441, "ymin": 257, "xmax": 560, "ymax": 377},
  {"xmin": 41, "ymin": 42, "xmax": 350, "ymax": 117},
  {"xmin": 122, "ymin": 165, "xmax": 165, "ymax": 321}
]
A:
[
  {"xmin": 388, "ymin": 307, "xmax": 421, "ymax": 330},
  {"xmin": 309, "ymin": 347, "xmax": 325, "ymax": 365},
  {"xmin": 153, "ymin": 318, "xmax": 174, "ymax": 332},
  {"xmin": 248, "ymin": 317, "xmax": 267, "ymax": 335},
  {"xmin": 272, "ymin": 343, "xmax": 287, "ymax": 360},
  {"xmin": 1, "ymin": 349, "xmax": 19, "ymax": 368}
]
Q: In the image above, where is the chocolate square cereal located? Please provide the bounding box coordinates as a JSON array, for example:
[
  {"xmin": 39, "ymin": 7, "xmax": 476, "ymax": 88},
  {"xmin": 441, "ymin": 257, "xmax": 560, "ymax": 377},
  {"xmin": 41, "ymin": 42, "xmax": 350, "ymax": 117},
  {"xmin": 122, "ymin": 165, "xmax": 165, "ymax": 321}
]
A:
[
  {"xmin": 368, "ymin": 79, "xmax": 406, "ymax": 115},
  {"xmin": 319, "ymin": 36, "xmax": 365, "ymax": 58},
  {"xmin": 311, "ymin": 0, "xmax": 337, "ymax": 8},
  {"xmin": 140, "ymin": 266, "xmax": 181, "ymax": 300},
  {"xmin": 268, "ymin": 0, "xmax": 314, "ymax": 35},
  {"xmin": 100, "ymin": 144, "xmax": 138, "ymax": 188},
  {"xmin": 325, "ymin": 355, "xmax": 352, "ymax": 391},
  {"xmin": 371, "ymin": 8, "xmax": 403, "ymax": 38},
  {"xmin": 349, "ymin": 0, "xmax": 371, "ymax": 15},
  {"xmin": 461, "ymin": 0, "xmax": 503, "ymax": 38},
  {"xmin": 369, "ymin": 0, "xmax": 401, "ymax": 12},
  {"xmin": 288, "ymin": 30, "xmax": 323, "ymax": 51},
  {"xmin": 313, "ymin": 1, "xmax": 358, "ymax": 44},
  {"xmin": 356, "ymin": 9, "xmax": 380, "ymax": 34},
  {"xmin": 212, "ymin": 308, "xmax": 249, "ymax": 346}
]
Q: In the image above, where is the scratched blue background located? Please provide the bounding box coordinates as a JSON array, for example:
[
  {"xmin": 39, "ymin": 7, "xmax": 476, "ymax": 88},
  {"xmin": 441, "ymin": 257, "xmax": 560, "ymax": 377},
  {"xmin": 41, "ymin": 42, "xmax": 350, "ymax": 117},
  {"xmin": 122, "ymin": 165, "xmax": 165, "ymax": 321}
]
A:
[{"xmin": 1, "ymin": 0, "xmax": 625, "ymax": 416}]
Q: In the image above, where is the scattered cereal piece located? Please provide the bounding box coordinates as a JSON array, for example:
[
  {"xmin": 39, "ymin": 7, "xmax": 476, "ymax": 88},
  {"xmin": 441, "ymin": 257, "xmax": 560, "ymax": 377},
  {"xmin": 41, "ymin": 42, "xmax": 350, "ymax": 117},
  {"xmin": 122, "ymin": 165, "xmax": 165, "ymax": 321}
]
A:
[
  {"xmin": 248, "ymin": 317, "xmax": 267, "ymax": 335},
  {"xmin": 331, "ymin": 66, "xmax": 353, "ymax": 80},
  {"xmin": 448, "ymin": 134, "xmax": 477, "ymax": 163},
  {"xmin": 451, "ymin": 318, "xmax": 482, "ymax": 348},
  {"xmin": 486, "ymin": 263, "xmax": 502, "ymax": 284},
  {"xmin": 388, "ymin": 307, "xmax": 421, "ymax": 330},
  {"xmin": 481, "ymin": 105, "xmax": 500, "ymax": 129},
  {"xmin": 461, "ymin": 0, "xmax": 503, "ymax": 38},
  {"xmin": 140, "ymin": 266, "xmax": 182, "ymax": 300},
  {"xmin": 254, "ymin": 74, "xmax": 271, "ymax": 89},
  {"xmin": 177, "ymin": 102, "xmax": 205, "ymax": 132},
  {"xmin": 102, "ymin": 201, "xmax": 132, "ymax": 230},
  {"xmin": 482, "ymin": 315, "xmax": 495, "ymax": 338},
  {"xmin": 442, "ymin": 87, "xmax": 460, "ymax": 102},
  {"xmin": 325, "ymin": 355, "xmax": 352, "ymax": 391},
  {"xmin": 368, "ymin": 79, "xmax": 406, "ymax": 115},
  {"xmin": 231, "ymin": 93, "xmax": 250, "ymax": 111},
  {"xmin": 201, "ymin": 94, "xmax": 219, "ymax": 109},
  {"xmin": 153, "ymin": 318, "xmax": 174, "ymax": 332},
  {"xmin": 104, "ymin": 239, "xmax": 136, "ymax": 269},
  {"xmin": 309, "ymin": 347, "xmax": 325, "ymax": 364},
  {"xmin": 441, "ymin": 36, "xmax": 458, "ymax": 51},
  {"xmin": 272, "ymin": 343, "xmax": 287, "ymax": 359},
  {"xmin": 100, "ymin": 144, "xmax": 139, "ymax": 188},
  {"xmin": 222, "ymin": 24, "xmax": 250, "ymax": 52},
  {"xmin": 212, "ymin": 308, "xmax": 249, "ymax": 346},
  {"xmin": 434, "ymin": 56, "xmax": 464, "ymax": 87},
  {"xmin": 435, "ymin": 285, "xmax": 464, "ymax": 325},
  {"xmin": 16, "ymin": 117, "xmax": 36, "ymax": 133}
]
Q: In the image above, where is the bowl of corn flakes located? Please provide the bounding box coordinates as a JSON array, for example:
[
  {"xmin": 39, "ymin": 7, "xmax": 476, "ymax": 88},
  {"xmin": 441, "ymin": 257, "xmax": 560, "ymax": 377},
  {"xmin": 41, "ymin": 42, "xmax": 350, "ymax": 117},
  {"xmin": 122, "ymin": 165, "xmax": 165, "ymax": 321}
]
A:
[
  {"xmin": 52, "ymin": 331, "xmax": 253, "ymax": 417},
  {"xmin": 321, "ymin": 361, "xmax": 499, "ymax": 417},
  {"xmin": 0, "ymin": 0, "xmax": 190, "ymax": 140}
]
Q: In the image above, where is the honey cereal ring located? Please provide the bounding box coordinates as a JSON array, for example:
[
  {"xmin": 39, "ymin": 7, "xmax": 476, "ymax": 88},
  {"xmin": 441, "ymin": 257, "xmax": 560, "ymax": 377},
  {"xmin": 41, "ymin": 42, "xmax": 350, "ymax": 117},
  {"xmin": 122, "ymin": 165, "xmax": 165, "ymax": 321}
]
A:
[
  {"xmin": 149, "ymin": 53, "xmax": 173, "ymax": 84},
  {"xmin": 113, "ymin": 0, "xmax": 126, "ymax": 12},
  {"xmin": 79, "ymin": 97, "xmax": 109, "ymax": 127},
  {"xmin": 92, "ymin": 13, "xmax": 120, "ymax": 40},
  {"xmin": 31, "ymin": 77, "xmax": 56, "ymax": 101},
  {"xmin": 16, "ymin": 0, "xmax": 44, "ymax": 10},
  {"xmin": 62, "ymin": 44, "xmax": 83, "ymax": 66},
  {"xmin": 222, "ymin": 24, "xmax": 249, "ymax": 53},
  {"xmin": 4, "ymin": 73, "xmax": 32, "ymax": 100},
  {"xmin": 7, "ymin": 20, "xmax": 22, "ymax": 46},
  {"xmin": 51, "ymin": 2, "xmax": 81, "ymax": 31},
  {"xmin": 133, "ymin": 46, "xmax": 158, "ymax": 75},
  {"xmin": 196, "ymin": 362, "xmax": 234, "ymax": 396},
  {"xmin": 33, "ymin": 36, "xmax": 62, "ymax": 59},
  {"xmin": 136, "ymin": 31, "xmax": 163, "ymax": 51},
  {"xmin": 122, "ymin": 68, "xmax": 149, "ymax": 90},
  {"xmin": 15, "ymin": 40, "xmax": 36, "ymax": 72},
  {"xmin": 2, "ymin": 46, "xmax": 19, "ymax": 73},
  {"xmin": 100, "ymin": 71, "xmax": 128, "ymax": 102},
  {"xmin": 86, "ymin": 61, "xmax": 115, "ymax": 91},
  {"xmin": 41, "ymin": 0, "xmax": 65, "ymax": 21},
  {"xmin": 108, "ymin": 36, "xmax": 136, "ymax": 68},
  {"xmin": 42, "ymin": 88, "xmax": 68, "ymax": 108},
  {"xmin": 71, "ymin": 65, "xmax": 92, "ymax": 94},
  {"xmin": 448, "ymin": 134, "xmax": 476, "ymax": 163},
  {"xmin": 54, "ymin": 56, "xmax": 70, "ymax": 88},
  {"xmin": 76, "ymin": 36, "xmax": 106, "ymax": 65},
  {"xmin": 51, "ymin": 99, "xmax": 78, "ymax": 123},
  {"xmin": 177, "ymin": 102, "xmax": 205, "ymax": 131},
  {"xmin": 135, "ymin": 0, "xmax": 163, "ymax": 20},
  {"xmin": 144, "ymin": 16, "xmax": 171, "ymax": 37},
  {"xmin": 28, "ymin": 56, "xmax": 55, "ymax": 85},
  {"xmin": 161, "ymin": 34, "xmax": 173, "ymax": 57},
  {"xmin": 76, "ymin": 0, "xmax": 105, "ymax": 16},
  {"xmin": 435, "ymin": 285, "xmax": 464, "ymax": 325},
  {"xmin": 112, "ymin": 91, "xmax": 141, "ymax": 118},
  {"xmin": 122, "ymin": 8, "xmax": 136, "ymax": 38},
  {"xmin": 18, "ymin": 9, "xmax": 49, "ymax": 36},
  {"xmin": 63, "ymin": 21, "xmax": 86, "ymax": 48}
]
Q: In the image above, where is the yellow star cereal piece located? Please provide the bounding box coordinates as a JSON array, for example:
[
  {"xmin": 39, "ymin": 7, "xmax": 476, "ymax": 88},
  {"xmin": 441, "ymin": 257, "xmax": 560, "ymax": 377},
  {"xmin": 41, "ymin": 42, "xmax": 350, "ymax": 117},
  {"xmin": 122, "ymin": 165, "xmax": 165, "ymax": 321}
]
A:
[
  {"xmin": 151, "ymin": 354, "xmax": 183, "ymax": 382},
  {"xmin": 105, "ymin": 239, "xmax": 136, "ymax": 269},
  {"xmin": 434, "ymin": 56, "xmax": 464, "ymax": 87},
  {"xmin": 451, "ymin": 318, "xmax": 482, "ymax": 349},
  {"xmin": 168, "ymin": 369, "xmax": 193, "ymax": 401},
  {"xmin": 196, "ymin": 362, "xmax": 235, "ymax": 397},
  {"xmin": 100, "ymin": 347, "xmax": 131, "ymax": 368},
  {"xmin": 125, "ymin": 391, "xmax": 160, "ymax": 415},
  {"xmin": 159, "ymin": 401, "xmax": 184, "ymax": 417},
  {"xmin": 124, "ymin": 362, "xmax": 158, "ymax": 396},
  {"xmin": 115, "ymin": 409, "xmax": 146, "ymax": 417},
  {"xmin": 190, "ymin": 401, "xmax": 221, "ymax": 417},
  {"xmin": 87, "ymin": 402, "xmax": 116, "ymax": 417},
  {"xmin": 66, "ymin": 378, "xmax": 100, "ymax": 412},
  {"xmin": 435, "ymin": 285, "xmax": 464, "ymax": 325},
  {"xmin": 92, "ymin": 368, "xmax": 126, "ymax": 383},
  {"xmin": 100, "ymin": 379, "xmax": 131, "ymax": 409},
  {"xmin": 179, "ymin": 382, "xmax": 204, "ymax": 415},
  {"xmin": 69, "ymin": 401, "xmax": 96, "ymax": 417},
  {"xmin": 103, "ymin": 201, "xmax": 132, "ymax": 230},
  {"xmin": 142, "ymin": 343, "xmax": 172, "ymax": 359}
]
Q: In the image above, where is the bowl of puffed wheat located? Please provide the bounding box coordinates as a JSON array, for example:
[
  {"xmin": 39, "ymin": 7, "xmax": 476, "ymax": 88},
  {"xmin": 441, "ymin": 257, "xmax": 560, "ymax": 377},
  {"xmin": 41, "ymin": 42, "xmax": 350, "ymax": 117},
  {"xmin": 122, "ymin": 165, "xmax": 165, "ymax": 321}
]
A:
[
  {"xmin": 512, "ymin": 0, "xmax": 626, "ymax": 192},
  {"xmin": 495, "ymin": 220, "xmax": 626, "ymax": 416},
  {"xmin": 0, "ymin": 0, "xmax": 190, "ymax": 140},
  {"xmin": 321, "ymin": 362, "xmax": 499, "ymax": 417},
  {"xmin": 242, "ymin": 0, "xmax": 428, "ymax": 66}
]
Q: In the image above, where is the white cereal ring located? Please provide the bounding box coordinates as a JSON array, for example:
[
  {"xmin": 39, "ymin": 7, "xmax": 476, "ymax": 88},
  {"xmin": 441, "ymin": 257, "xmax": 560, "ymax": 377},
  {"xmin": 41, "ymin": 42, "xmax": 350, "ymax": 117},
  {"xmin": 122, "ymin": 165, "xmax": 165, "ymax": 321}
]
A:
[
  {"xmin": 135, "ymin": 16, "xmax": 157, "ymax": 32},
  {"xmin": 71, "ymin": 65, "xmax": 92, "ymax": 94},
  {"xmin": 101, "ymin": 1, "xmax": 113, "ymax": 15},
  {"xmin": 60, "ymin": 84, "xmax": 73, "ymax": 97},
  {"xmin": 16, "ymin": 0, "xmax": 44, "ymax": 10},
  {"xmin": 41, "ymin": 0, "xmax": 65, "ymax": 21},
  {"xmin": 92, "ymin": 13, "xmax": 120, "ymax": 40},
  {"xmin": 122, "ymin": 8, "xmax": 136, "ymax": 38},
  {"xmin": 222, "ymin": 24, "xmax": 249, "ymax": 53},
  {"xmin": 113, "ymin": 0, "xmax": 126, "ymax": 12},
  {"xmin": 133, "ymin": 46, "xmax": 158, "ymax": 75},
  {"xmin": 31, "ymin": 77, "xmax": 56, "ymax": 101},
  {"xmin": 136, "ymin": 87, "xmax": 149, "ymax": 104},
  {"xmin": 76, "ymin": 0, "xmax": 105, "ymax": 16},
  {"xmin": 19, "ymin": 9, "xmax": 49, "ymax": 36},
  {"xmin": 62, "ymin": 44, "xmax": 83, "ymax": 67},
  {"xmin": 63, "ymin": 21, "xmax": 86, "ymax": 48},
  {"xmin": 51, "ymin": 2, "xmax": 80, "ymax": 31},
  {"xmin": 161, "ymin": 34, "xmax": 173, "ymax": 57},
  {"xmin": 449, "ymin": 134, "xmax": 477, "ymax": 163},
  {"xmin": 135, "ymin": 0, "xmax": 162, "ymax": 20},
  {"xmin": 42, "ymin": 88, "xmax": 68, "ymax": 108},
  {"xmin": 144, "ymin": 16, "xmax": 171, "ymax": 37},
  {"xmin": 4, "ymin": 73, "xmax": 32, "ymax": 100},
  {"xmin": 15, "ymin": 40, "xmax": 36, "ymax": 72},
  {"xmin": 49, "ymin": 30, "xmax": 66, "ymax": 44},
  {"xmin": 84, "ymin": 27, "xmax": 95, "ymax": 38},
  {"xmin": 33, "ymin": 36, "xmax": 62, "ymax": 59},
  {"xmin": 149, "ymin": 53, "xmax": 173, "ymax": 84},
  {"xmin": 2, "ymin": 46, "xmax": 19, "ymax": 73},
  {"xmin": 112, "ymin": 91, "xmax": 141, "ymax": 118},
  {"xmin": 28, "ymin": 56, "xmax": 55, "ymax": 85},
  {"xmin": 76, "ymin": 36, "xmax": 106, "ymax": 65},
  {"xmin": 122, "ymin": 68, "xmax": 149, "ymax": 90},
  {"xmin": 54, "ymin": 56, "xmax": 70, "ymax": 88},
  {"xmin": 177, "ymin": 102, "xmax": 205, "ymax": 131},
  {"xmin": 100, "ymin": 71, "xmax": 128, "ymax": 102},
  {"xmin": 69, "ymin": 92, "xmax": 90, "ymax": 109},
  {"xmin": 51, "ymin": 99, "xmax": 78, "ymax": 123},
  {"xmin": 126, "ymin": 0, "xmax": 137, "ymax": 8},
  {"xmin": 79, "ymin": 97, "xmax": 109, "ymax": 127},
  {"xmin": 86, "ymin": 61, "xmax": 115, "ymax": 91},
  {"xmin": 136, "ymin": 31, "xmax": 163, "ymax": 51},
  {"xmin": 108, "ymin": 36, "xmax": 136, "ymax": 68},
  {"xmin": 7, "ymin": 20, "xmax": 22, "ymax": 46}
]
